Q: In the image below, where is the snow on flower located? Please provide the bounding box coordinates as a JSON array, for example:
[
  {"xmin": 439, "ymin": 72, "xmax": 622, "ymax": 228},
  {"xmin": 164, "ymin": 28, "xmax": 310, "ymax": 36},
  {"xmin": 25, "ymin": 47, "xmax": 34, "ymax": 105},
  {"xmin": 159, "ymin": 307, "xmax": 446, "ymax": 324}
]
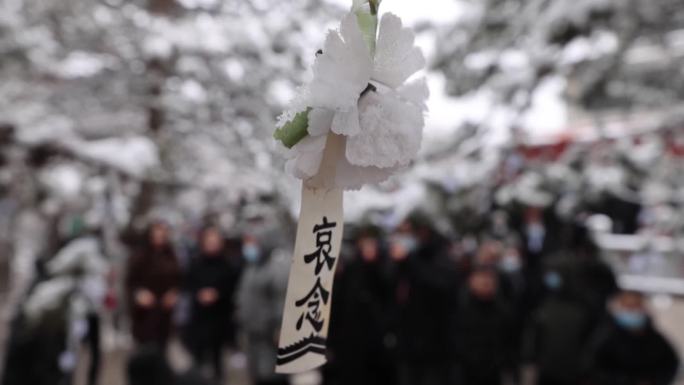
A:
[{"xmin": 276, "ymin": 11, "xmax": 428, "ymax": 190}]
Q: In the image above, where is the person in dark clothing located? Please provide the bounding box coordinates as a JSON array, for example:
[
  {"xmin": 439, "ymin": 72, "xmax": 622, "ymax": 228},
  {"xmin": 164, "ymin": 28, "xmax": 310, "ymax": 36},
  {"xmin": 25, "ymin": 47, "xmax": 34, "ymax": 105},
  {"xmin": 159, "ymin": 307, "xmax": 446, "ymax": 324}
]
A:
[
  {"xmin": 455, "ymin": 268, "xmax": 515, "ymax": 385},
  {"xmin": 567, "ymin": 225, "xmax": 618, "ymax": 321},
  {"xmin": 127, "ymin": 345, "xmax": 212, "ymax": 385},
  {"xmin": 522, "ymin": 266, "xmax": 593, "ymax": 385},
  {"xmin": 2, "ymin": 310, "xmax": 69, "ymax": 385},
  {"xmin": 127, "ymin": 345, "xmax": 175, "ymax": 385},
  {"xmin": 390, "ymin": 216, "xmax": 458, "ymax": 385},
  {"xmin": 184, "ymin": 225, "xmax": 240, "ymax": 383},
  {"xmin": 496, "ymin": 245, "xmax": 530, "ymax": 376},
  {"xmin": 331, "ymin": 226, "xmax": 396, "ymax": 385},
  {"xmin": 513, "ymin": 206, "xmax": 555, "ymax": 272},
  {"xmin": 322, "ymin": 250, "xmax": 349, "ymax": 385},
  {"xmin": 510, "ymin": 205, "xmax": 563, "ymax": 320},
  {"xmin": 126, "ymin": 222, "xmax": 181, "ymax": 349},
  {"xmin": 85, "ymin": 312, "xmax": 101, "ymax": 385},
  {"xmin": 584, "ymin": 290, "xmax": 679, "ymax": 385}
]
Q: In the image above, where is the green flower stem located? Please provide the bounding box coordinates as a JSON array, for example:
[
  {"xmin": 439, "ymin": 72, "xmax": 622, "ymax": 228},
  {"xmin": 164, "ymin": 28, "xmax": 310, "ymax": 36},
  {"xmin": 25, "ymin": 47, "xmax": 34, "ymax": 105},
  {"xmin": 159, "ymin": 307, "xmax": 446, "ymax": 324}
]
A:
[
  {"xmin": 273, "ymin": 109, "xmax": 311, "ymax": 148},
  {"xmin": 355, "ymin": 0, "xmax": 380, "ymax": 55}
]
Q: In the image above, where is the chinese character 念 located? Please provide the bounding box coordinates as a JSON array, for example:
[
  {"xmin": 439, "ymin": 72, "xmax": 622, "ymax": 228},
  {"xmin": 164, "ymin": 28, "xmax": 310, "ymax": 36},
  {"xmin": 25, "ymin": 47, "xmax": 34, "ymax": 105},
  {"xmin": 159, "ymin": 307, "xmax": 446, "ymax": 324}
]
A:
[{"xmin": 295, "ymin": 277, "xmax": 330, "ymax": 332}]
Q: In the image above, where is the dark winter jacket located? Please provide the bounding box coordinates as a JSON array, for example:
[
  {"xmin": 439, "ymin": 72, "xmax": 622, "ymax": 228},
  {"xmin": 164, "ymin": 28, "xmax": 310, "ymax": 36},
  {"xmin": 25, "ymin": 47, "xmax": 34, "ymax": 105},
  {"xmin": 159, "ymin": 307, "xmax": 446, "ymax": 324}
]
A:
[
  {"xmin": 332, "ymin": 252, "xmax": 397, "ymax": 385},
  {"xmin": 523, "ymin": 294, "xmax": 593, "ymax": 384},
  {"xmin": 455, "ymin": 292, "xmax": 515, "ymax": 385},
  {"xmin": 391, "ymin": 242, "xmax": 458, "ymax": 363},
  {"xmin": 125, "ymin": 245, "xmax": 181, "ymax": 345},
  {"xmin": 584, "ymin": 318, "xmax": 679, "ymax": 385},
  {"xmin": 184, "ymin": 253, "xmax": 241, "ymax": 346}
]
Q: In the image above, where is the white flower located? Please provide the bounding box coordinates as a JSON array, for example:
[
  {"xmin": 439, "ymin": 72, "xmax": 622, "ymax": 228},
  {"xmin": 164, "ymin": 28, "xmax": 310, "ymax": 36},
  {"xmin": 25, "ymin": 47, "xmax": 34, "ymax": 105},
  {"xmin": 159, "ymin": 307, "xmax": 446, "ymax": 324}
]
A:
[{"xmin": 278, "ymin": 12, "xmax": 428, "ymax": 190}]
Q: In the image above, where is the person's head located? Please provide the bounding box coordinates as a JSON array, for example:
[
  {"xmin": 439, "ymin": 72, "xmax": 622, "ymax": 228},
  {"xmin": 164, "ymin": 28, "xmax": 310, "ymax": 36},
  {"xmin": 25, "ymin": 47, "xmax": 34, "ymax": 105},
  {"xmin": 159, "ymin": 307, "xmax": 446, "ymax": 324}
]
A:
[
  {"xmin": 389, "ymin": 220, "xmax": 419, "ymax": 261},
  {"xmin": 491, "ymin": 210, "xmax": 508, "ymax": 229},
  {"xmin": 610, "ymin": 290, "xmax": 649, "ymax": 332},
  {"xmin": 358, "ymin": 237, "xmax": 379, "ymax": 262},
  {"xmin": 525, "ymin": 206, "xmax": 543, "ymax": 223},
  {"xmin": 404, "ymin": 211, "xmax": 436, "ymax": 243},
  {"xmin": 569, "ymin": 224, "xmax": 599, "ymax": 260},
  {"xmin": 356, "ymin": 225, "xmax": 381, "ymax": 263},
  {"xmin": 475, "ymin": 239, "xmax": 503, "ymax": 268},
  {"xmin": 468, "ymin": 268, "xmax": 498, "ymax": 301},
  {"xmin": 199, "ymin": 226, "xmax": 224, "ymax": 257},
  {"xmin": 148, "ymin": 222, "xmax": 170, "ymax": 249},
  {"xmin": 395, "ymin": 218, "xmax": 416, "ymax": 237},
  {"xmin": 499, "ymin": 246, "xmax": 523, "ymax": 273}
]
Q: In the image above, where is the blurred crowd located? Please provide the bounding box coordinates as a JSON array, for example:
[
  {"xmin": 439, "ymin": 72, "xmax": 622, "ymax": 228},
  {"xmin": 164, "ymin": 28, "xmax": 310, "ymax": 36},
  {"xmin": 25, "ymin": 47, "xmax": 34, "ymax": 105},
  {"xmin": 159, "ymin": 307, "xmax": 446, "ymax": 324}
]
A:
[
  {"xmin": 326, "ymin": 209, "xmax": 680, "ymax": 385},
  {"xmin": 1, "ymin": 193, "xmax": 681, "ymax": 385}
]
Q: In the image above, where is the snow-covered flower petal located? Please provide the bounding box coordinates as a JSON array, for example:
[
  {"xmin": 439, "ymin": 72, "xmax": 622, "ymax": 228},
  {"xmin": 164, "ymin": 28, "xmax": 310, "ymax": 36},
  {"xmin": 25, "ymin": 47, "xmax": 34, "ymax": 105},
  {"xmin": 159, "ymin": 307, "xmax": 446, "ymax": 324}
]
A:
[
  {"xmin": 334, "ymin": 155, "xmax": 395, "ymax": 190},
  {"xmin": 331, "ymin": 107, "xmax": 361, "ymax": 136},
  {"xmin": 297, "ymin": 150, "xmax": 325, "ymax": 177},
  {"xmin": 308, "ymin": 108, "xmax": 334, "ymax": 137},
  {"xmin": 276, "ymin": 86, "xmax": 309, "ymax": 129},
  {"xmin": 372, "ymin": 13, "xmax": 425, "ymax": 88},
  {"xmin": 307, "ymin": 13, "xmax": 372, "ymax": 110},
  {"xmin": 274, "ymin": 10, "xmax": 427, "ymax": 190},
  {"xmin": 397, "ymin": 77, "xmax": 430, "ymax": 111},
  {"xmin": 284, "ymin": 134, "xmax": 328, "ymax": 179},
  {"xmin": 346, "ymin": 91, "xmax": 424, "ymax": 168}
]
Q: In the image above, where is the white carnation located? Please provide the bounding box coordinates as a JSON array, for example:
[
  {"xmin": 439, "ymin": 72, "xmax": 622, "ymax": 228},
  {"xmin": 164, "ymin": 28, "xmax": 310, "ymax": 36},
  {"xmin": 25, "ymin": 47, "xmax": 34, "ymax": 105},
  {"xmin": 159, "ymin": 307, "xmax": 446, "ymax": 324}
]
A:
[
  {"xmin": 278, "ymin": 11, "xmax": 428, "ymax": 190},
  {"xmin": 347, "ymin": 88, "xmax": 425, "ymax": 168}
]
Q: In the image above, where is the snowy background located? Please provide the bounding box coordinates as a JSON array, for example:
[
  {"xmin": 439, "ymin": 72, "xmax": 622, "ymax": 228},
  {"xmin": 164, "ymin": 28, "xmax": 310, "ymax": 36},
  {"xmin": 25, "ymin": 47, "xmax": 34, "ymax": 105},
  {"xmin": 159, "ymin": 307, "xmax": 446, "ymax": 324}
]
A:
[
  {"xmin": 1, "ymin": 0, "xmax": 684, "ymax": 309},
  {"xmin": 2, "ymin": 0, "xmax": 684, "ymax": 384},
  {"xmin": 1, "ymin": 0, "xmax": 684, "ymax": 295}
]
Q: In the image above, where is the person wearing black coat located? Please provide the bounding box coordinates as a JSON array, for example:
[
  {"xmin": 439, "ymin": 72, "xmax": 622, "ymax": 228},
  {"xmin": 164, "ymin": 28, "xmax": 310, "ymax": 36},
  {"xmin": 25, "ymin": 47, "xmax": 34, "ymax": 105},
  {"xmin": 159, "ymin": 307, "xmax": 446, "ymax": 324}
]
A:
[
  {"xmin": 184, "ymin": 226, "xmax": 240, "ymax": 382},
  {"xmin": 522, "ymin": 267, "xmax": 593, "ymax": 385},
  {"xmin": 455, "ymin": 268, "xmax": 515, "ymax": 385},
  {"xmin": 330, "ymin": 226, "xmax": 396, "ymax": 385},
  {"xmin": 584, "ymin": 290, "xmax": 679, "ymax": 385},
  {"xmin": 390, "ymin": 217, "xmax": 458, "ymax": 385}
]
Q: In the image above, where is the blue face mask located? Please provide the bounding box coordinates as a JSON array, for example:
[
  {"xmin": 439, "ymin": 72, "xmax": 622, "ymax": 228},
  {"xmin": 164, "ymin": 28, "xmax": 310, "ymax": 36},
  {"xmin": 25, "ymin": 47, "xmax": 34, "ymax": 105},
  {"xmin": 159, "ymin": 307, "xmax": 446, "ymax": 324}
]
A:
[
  {"xmin": 395, "ymin": 235, "xmax": 418, "ymax": 254},
  {"xmin": 613, "ymin": 310, "xmax": 647, "ymax": 331},
  {"xmin": 499, "ymin": 255, "xmax": 522, "ymax": 273},
  {"xmin": 242, "ymin": 244, "xmax": 261, "ymax": 263},
  {"xmin": 544, "ymin": 271, "xmax": 563, "ymax": 290}
]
